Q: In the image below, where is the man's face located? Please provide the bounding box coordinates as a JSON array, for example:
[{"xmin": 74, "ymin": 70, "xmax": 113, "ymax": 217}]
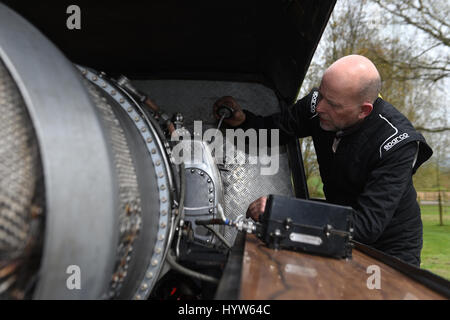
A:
[{"xmin": 316, "ymin": 78, "xmax": 363, "ymax": 132}]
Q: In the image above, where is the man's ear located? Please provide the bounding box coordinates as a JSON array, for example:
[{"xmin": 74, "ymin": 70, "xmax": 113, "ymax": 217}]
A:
[{"xmin": 359, "ymin": 102, "xmax": 373, "ymax": 119}]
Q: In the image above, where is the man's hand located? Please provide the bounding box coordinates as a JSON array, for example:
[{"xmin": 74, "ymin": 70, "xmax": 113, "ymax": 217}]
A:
[
  {"xmin": 213, "ymin": 96, "xmax": 246, "ymax": 127},
  {"xmin": 246, "ymin": 196, "xmax": 268, "ymax": 221}
]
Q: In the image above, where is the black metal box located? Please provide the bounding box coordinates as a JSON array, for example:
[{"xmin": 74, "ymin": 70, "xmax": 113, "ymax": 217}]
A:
[{"xmin": 258, "ymin": 195, "xmax": 354, "ymax": 259}]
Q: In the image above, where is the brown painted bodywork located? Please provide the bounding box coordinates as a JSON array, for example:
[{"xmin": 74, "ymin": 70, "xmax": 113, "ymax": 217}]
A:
[{"xmin": 239, "ymin": 235, "xmax": 446, "ymax": 300}]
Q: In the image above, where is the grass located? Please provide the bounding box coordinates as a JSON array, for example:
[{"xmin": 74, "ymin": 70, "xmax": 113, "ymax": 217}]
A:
[{"xmin": 420, "ymin": 204, "xmax": 450, "ymax": 280}]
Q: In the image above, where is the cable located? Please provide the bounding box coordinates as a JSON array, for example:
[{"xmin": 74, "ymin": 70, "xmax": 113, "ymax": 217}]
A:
[{"xmin": 166, "ymin": 250, "xmax": 219, "ymax": 284}]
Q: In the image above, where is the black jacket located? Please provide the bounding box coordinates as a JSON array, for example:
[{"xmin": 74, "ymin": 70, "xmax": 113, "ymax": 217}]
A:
[{"xmin": 240, "ymin": 90, "xmax": 433, "ymax": 266}]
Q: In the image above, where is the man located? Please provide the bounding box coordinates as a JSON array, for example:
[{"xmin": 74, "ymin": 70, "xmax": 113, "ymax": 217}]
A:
[{"xmin": 213, "ymin": 55, "xmax": 432, "ymax": 266}]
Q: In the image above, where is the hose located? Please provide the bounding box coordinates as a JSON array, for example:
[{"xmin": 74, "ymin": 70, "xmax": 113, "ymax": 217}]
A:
[
  {"xmin": 175, "ymin": 163, "xmax": 186, "ymax": 258},
  {"xmin": 165, "ymin": 163, "xmax": 225, "ymax": 284},
  {"xmin": 202, "ymin": 225, "xmax": 232, "ymax": 249},
  {"xmin": 166, "ymin": 250, "xmax": 219, "ymax": 284}
]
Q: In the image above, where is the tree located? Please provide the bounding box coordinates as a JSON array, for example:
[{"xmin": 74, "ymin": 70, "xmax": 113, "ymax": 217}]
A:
[
  {"xmin": 299, "ymin": 0, "xmax": 450, "ymax": 196},
  {"xmin": 369, "ymin": 0, "xmax": 450, "ymax": 133},
  {"xmin": 371, "ymin": 0, "xmax": 449, "ymax": 82}
]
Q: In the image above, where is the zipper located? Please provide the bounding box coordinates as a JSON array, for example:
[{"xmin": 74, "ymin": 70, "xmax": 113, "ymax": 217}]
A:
[{"xmin": 332, "ymin": 137, "xmax": 341, "ymax": 153}]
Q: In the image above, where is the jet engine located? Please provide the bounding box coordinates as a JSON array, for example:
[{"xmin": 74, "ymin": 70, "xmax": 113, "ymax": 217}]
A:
[{"xmin": 0, "ymin": 3, "xmax": 294, "ymax": 299}]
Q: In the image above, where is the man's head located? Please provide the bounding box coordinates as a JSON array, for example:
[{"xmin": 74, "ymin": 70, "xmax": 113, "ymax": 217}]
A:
[{"xmin": 316, "ymin": 55, "xmax": 381, "ymax": 132}]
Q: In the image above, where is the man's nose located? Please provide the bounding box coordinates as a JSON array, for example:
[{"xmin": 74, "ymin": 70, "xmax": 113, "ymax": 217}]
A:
[{"xmin": 316, "ymin": 100, "xmax": 325, "ymax": 113}]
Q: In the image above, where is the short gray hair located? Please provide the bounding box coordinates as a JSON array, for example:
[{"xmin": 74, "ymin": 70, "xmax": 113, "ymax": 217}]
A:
[{"xmin": 359, "ymin": 76, "xmax": 381, "ymax": 104}]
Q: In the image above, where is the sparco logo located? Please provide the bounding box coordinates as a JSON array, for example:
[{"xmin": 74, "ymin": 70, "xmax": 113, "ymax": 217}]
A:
[
  {"xmin": 311, "ymin": 91, "xmax": 319, "ymax": 114},
  {"xmin": 383, "ymin": 133, "xmax": 409, "ymax": 151}
]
